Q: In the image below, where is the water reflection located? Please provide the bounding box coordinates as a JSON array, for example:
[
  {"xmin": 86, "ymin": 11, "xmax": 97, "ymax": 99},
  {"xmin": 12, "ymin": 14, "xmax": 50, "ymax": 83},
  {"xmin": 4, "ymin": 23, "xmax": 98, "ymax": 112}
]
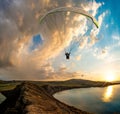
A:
[
  {"xmin": 0, "ymin": 93, "xmax": 6, "ymax": 104},
  {"xmin": 102, "ymin": 86, "xmax": 113, "ymax": 102},
  {"xmin": 54, "ymin": 85, "xmax": 120, "ymax": 114}
]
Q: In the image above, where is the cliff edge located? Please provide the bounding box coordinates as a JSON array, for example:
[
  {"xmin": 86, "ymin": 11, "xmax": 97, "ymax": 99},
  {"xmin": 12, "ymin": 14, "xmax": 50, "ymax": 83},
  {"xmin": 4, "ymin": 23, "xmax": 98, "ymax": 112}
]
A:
[{"xmin": 0, "ymin": 82, "xmax": 90, "ymax": 114}]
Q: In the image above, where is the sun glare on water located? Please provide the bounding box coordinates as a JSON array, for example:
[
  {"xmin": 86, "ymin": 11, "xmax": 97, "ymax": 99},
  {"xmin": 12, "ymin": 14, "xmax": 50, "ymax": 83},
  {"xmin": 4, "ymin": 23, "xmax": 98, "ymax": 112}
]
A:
[
  {"xmin": 102, "ymin": 86, "xmax": 113, "ymax": 102},
  {"xmin": 105, "ymin": 71, "xmax": 115, "ymax": 82}
]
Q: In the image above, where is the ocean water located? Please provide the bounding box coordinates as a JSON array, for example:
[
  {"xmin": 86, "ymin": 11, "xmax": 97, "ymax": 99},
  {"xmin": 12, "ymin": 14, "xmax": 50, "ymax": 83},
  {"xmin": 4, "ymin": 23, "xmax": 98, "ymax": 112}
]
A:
[
  {"xmin": 54, "ymin": 85, "xmax": 120, "ymax": 114},
  {"xmin": 0, "ymin": 93, "xmax": 6, "ymax": 104}
]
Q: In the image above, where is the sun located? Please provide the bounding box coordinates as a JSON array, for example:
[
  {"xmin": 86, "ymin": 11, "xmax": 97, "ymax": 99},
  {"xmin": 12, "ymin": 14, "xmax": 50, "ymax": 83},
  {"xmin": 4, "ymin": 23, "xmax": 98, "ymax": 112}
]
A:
[{"xmin": 105, "ymin": 71, "xmax": 115, "ymax": 82}]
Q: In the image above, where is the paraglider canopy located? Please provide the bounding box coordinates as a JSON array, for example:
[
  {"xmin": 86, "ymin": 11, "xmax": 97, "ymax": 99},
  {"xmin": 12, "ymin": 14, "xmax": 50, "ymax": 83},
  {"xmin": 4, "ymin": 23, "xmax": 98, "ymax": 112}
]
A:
[
  {"xmin": 39, "ymin": 7, "xmax": 99, "ymax": 28},
  {"xmin": 39, "ymin": 7, "xmax": 99, "ymax": 60}
]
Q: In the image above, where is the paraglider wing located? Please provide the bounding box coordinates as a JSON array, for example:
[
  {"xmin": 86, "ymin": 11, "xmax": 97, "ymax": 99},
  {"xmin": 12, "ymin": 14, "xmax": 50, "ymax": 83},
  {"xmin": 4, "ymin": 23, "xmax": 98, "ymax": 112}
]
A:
[{"xmin": 39, "ymin": 7, "xmax": 99, "ymax": 28}]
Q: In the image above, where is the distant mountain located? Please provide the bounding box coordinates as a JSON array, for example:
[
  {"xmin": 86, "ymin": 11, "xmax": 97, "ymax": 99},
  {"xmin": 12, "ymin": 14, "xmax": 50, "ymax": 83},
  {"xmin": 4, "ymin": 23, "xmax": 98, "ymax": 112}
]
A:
[
  {"xmin": 39, "ymin": 78, "xmax": 106, "ymax": 87},
  {"xmin": 0, "ymin": 80, "xmax": 6, "ymax": 84},
  {"xmin": 65, "ymin": 79, "xmax": 94, "ymax": 83}
]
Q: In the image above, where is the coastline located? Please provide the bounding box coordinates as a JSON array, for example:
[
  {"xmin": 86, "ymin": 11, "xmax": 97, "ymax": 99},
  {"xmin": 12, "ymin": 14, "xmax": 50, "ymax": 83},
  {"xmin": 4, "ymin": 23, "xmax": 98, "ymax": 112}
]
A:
[
  {"xmin": 0, "ymin": 81, "xmax": 120, "ymax": 114},
  {"xmin": 0, "ymin": 82, "xmax": 91, "ymax": 114}
]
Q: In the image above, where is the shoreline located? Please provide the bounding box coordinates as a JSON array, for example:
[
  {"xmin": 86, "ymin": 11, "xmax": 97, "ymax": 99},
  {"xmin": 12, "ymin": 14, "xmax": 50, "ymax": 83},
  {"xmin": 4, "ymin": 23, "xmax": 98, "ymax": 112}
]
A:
[
  {"xmin": 0, "ymin": 81, "xmax": 120, "ymax": 114},
  {"xmin": 43, "ymin": 82, "xmax": 120, "ymax": 96},
  {"xmin": 0, "ymin": 82, "xmax": 91, "ymax": 114}
]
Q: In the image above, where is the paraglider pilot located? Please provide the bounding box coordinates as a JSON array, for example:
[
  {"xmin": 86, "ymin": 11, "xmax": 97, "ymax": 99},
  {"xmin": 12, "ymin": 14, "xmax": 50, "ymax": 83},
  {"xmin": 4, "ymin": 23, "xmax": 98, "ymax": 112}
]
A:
[{"xmin": 65, "ymin": 52, "xmax": 70, "ymax": 59}]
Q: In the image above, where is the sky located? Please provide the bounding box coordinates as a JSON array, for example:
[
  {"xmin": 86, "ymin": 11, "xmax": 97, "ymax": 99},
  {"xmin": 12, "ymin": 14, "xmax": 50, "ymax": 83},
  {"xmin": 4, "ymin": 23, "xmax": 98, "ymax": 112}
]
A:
[{"xmin": 0, "ymin": 0, "xmax": 120, "ymax": 81}]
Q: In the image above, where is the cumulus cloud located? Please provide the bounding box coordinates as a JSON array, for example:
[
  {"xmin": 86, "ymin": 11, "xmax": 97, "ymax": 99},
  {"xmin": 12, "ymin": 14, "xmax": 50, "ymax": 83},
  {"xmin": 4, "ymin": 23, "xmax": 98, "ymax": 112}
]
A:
[
  {"xmin": 93, "ymin": 47, "xmax": 109, "ymax": 59},
  {"xmin": 112, "ymin": 35, "xmax": 120, "ymax": 41},
  {"xmin": 0, "ymin": 0, "xmax": 103, "ymax": 80},
  {"xmin": 81, "ymin": 0, "xmax": 102, "ymax": 16},
  {"xmin": 75, "ymin": 55, "xmax": 81, "ymax": 61},
  {"xmin": 87, "ymin": 6, "xmax": 108, "ymax": 47},
  {"xmin": 79, "ymin": 36, "xmax": 88, "ymax": 49}
]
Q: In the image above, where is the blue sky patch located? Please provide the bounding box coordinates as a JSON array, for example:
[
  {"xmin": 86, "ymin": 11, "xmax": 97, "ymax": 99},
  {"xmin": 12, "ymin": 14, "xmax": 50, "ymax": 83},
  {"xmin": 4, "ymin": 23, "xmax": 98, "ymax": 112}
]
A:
[{"xmin": 30, "ymin": 34, "xmax": 43, "ymax": 51}]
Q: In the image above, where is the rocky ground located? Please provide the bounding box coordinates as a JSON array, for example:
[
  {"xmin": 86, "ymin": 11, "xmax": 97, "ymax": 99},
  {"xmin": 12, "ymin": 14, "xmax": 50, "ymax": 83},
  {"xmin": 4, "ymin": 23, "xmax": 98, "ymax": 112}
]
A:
[{"xmin": 0, "ymin": 82, "xmax": 91, "ymax": 114}]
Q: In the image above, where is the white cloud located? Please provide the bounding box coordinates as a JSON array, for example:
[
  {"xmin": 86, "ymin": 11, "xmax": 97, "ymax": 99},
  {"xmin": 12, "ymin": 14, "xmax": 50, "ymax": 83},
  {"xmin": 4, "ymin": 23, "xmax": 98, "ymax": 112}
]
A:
[
  {"xmin": 75, "ymin": 55, "xmax": 81, "ymax": 61},
  {"xmin": 0, "ymin": 0, "xmax": 103, "ymax": 80},
  {"xmin": 81, "ymin": 0, "xmax": 102, "ymax": 16},
  {"xmin": 79, "ymin": 36, "xmax": 88, "ymax": 48},
  {"xmin": 93, "ymin": 47, "xmax": 109, "ymax": 59},
  {"xmin": 112, "ymin": 35, "xmax": 120, "ymax": 40},
  {"xmin": 105, "ymin": 24, "xmax": 109, "ymax": 28}
]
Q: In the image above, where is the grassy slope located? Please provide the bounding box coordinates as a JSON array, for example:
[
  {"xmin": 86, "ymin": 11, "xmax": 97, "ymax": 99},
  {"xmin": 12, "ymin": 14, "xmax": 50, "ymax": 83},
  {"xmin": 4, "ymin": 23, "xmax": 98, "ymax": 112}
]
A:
[
  {"xmin": 0, "ymin": 81, "xmax": 20, "ymax": 92},
  {"xmin": 32, "ymin": 79, "xmax": 118, "ymax": 87},
  {"xmin": 0, "ymin": 79, "xmax": 120, "ymax": 92}
]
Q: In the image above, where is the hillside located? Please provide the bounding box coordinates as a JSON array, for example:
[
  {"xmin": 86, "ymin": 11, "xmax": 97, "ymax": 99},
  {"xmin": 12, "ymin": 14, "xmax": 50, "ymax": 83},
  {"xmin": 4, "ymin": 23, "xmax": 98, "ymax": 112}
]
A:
[
  {"xmin": 0, "ymin": 79, "xmax": 120, "ymax": 114},
  {"xmin": 0, "ymin": 82, "xmax": 90, "ymax": 114}
]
